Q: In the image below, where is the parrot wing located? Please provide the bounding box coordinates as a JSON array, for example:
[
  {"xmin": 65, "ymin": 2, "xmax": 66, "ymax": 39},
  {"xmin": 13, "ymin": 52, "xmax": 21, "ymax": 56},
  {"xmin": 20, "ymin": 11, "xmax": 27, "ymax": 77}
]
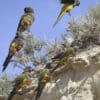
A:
[
  {"xmin": 17, "ymin": 14, "xmax": 34, "ymax": 32},
  {"xmin": 17, "ymin": 14, "xmax": 28, "ymax": 32},
  {"xmin": 2, "ymin": 36, "xmax": 23, "ymax": 72},
  {"xmin": 2, "ymin": 39, "xmax": 15, "ymax": 72},
  {"xmin": 60, "ymin": 0, "xmax": 74, "ymax": 4}
]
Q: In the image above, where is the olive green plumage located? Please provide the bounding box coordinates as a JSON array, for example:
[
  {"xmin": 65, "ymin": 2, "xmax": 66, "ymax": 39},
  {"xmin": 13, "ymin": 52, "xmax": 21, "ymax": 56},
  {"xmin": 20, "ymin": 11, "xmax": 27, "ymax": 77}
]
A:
[
  {"xmin": 17, "ymin": 7, "xmax": 34, "ymax": 33},
  {"xmin": 8, "ymin": 73, "xmax": 27, "ymax": 100},
  {"xmin": 35, "ymin": 69, "xmax": 51, "ymax": 100},
  {"xmin": 8, "ymin": 67, "xmax": 32, "ymax": 100},
  {"xmin": 50, "ymin": 47, "xmax": 76, "ymax": 73},
  {"xmin": 53, "ymin": 0, "xmax": 80, "ymax": 28},
  {"xmin": 3, "ymin": 34, "xmax": 24, "ymax": 72}
]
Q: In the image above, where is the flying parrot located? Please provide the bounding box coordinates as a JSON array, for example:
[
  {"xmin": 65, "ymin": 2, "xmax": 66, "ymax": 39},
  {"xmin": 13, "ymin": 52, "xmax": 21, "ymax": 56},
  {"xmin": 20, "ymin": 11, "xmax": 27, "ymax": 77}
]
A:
[
  {"xmin": 53, "ymin": 0, "xmax": 80, "ymax": 28},
  {"xmin": 35, "ymin": 69, "xmax": 51, "ymax": 100},
  {"xmin": 50, "ymin": 47, "xmax": 76, "ymax": 73},
  {"xmin": 2, "ymin": 34, "xmax": 24, "ymax": 72},
  {"xmin": 8, "ymin": 71, "xmax": 31, "ymax": 100},
  {"xmin": 17, "ymin": 7, "xmax": 34, "ymax": 33}
]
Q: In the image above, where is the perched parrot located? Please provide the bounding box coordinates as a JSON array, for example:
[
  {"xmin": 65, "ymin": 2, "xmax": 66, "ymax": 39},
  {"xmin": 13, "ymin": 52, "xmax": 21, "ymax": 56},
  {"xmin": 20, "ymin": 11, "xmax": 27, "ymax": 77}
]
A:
[
  {"xmin": 35, "ymin": 69, "xmax": 51, "ymax": 100},
  {"xmin": 8, "ymin": 72, "xmax": 31, "ymax": 100},
  {"xmin": 53, "ymin": 0, "xmax": 80, "ymax": 28},
  {"xmin": 50, "ymin": 47, "xmax": 76, "ymax": 73},
  {"xmin": 17, "ymin": 7, "xmax": 34, "ymax": 33},
  {"xmin": 2, "ymin": 34, "xmax": 24, "ymax": 72}
]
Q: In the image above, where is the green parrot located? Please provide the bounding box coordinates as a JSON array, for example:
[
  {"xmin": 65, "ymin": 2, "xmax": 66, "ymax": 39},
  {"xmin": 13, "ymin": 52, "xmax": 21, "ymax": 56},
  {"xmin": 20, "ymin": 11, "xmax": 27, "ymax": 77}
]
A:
[
  {"xmin": 50, "ymin": 47, "xmax": 76, "ymax": 73},
  {"xmin": 53, "ymin": 0, "xmax": 80, "ymax": 28},
  {"xmin": 8, "ymin": 71, "xmax": 31, "ymax": 100},
  {"xmin": 2, "ymin": 34, "xmax": 24, "ymax": 72},
  {"xmin": 17, "ymin": 7, "xmax": 34, "ymax": 33},
  {"xmin": 35, "ymin": 69, "xmax": 51, "ymax": 100}
]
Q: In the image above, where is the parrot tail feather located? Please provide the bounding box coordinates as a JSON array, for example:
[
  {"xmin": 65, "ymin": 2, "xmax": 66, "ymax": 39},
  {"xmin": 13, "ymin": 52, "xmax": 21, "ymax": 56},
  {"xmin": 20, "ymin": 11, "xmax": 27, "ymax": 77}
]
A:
[
  {"xmin": 8, "ymin": 89, "xmax": 16, "ymax": 100},
  {"xmin": 3, "ymin": 55, "xmax": 12, "ymax": 72},
  {"xmin": 52, "ymin": 5, "xmax": 67, "ymax": 28},
  {"xmin": 52, "ymin": 13, "xmax": 63, "ymax": 28},
  {"xmin": 35, "ymin": 84, "xmax": 45, "ymax": 100}
]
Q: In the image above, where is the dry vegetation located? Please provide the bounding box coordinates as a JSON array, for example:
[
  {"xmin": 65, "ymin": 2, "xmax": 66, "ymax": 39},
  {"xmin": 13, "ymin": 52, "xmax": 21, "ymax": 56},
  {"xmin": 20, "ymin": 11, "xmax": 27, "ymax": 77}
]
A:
[{"xmin": 0, "ymin": 4, "xmax": 100, "ymax": 100}]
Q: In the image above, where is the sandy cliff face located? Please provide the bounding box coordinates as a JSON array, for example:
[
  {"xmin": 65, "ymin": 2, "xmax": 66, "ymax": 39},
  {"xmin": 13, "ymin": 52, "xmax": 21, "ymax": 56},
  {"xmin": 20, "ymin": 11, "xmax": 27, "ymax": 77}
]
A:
[
  {"xmin": 37, "ymin": 46, "xmax": 100, "ymax": 100},
  {"xmin": 12, "ymin": 46, "xmax": 100, "ymax": 100}
]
